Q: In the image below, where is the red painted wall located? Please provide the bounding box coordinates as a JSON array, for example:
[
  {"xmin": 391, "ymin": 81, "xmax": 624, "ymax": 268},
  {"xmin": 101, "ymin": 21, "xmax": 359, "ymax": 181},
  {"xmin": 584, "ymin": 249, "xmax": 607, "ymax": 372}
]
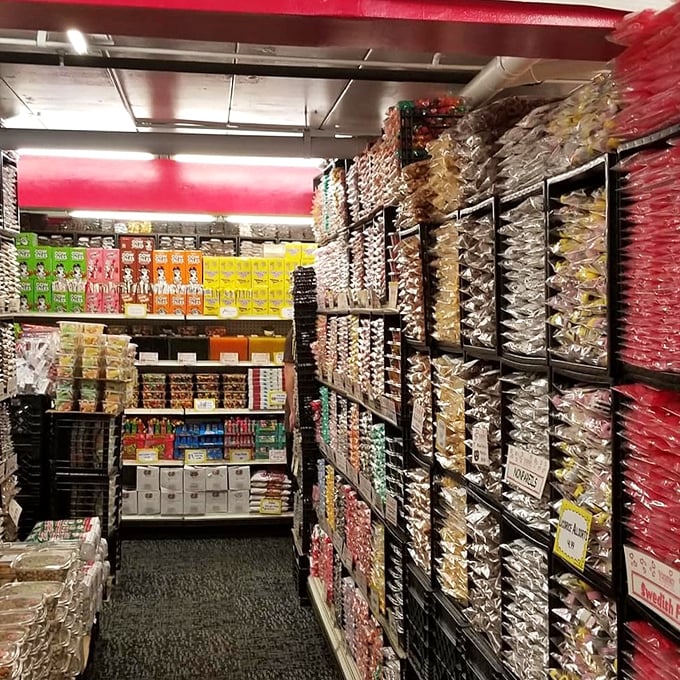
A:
[{"xmin": 18, "ymin": 156, "xmax": 316, "ymax": 215}]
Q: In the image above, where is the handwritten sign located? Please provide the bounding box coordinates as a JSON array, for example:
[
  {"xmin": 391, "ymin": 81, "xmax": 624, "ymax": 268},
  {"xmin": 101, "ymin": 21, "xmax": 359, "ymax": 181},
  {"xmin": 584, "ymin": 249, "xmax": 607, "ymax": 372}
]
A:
[
  {"xmin": 185, "ymin": 449, "xmax": 207, "ymax": 464},
  {"xmin": 259, "ymin": 498, "xmax": 282, "ymax": 515},
  {"xmin": 136, "ymin": 448, "xmax": 158, "ymax": 464},
  {"xmin": 124, "ymin": 303, "xmax": 147, "ymax": 318},
  {"xmin": 504, "ymin": 445, "xmax": 549, "ymax": 500},
  {"xmin": 472, "ymin": 422, "xmax": 490, "ymax": 467},
  {"xmin": 553, "ymin": 500, "xmax": 592, "ymax": 571}
]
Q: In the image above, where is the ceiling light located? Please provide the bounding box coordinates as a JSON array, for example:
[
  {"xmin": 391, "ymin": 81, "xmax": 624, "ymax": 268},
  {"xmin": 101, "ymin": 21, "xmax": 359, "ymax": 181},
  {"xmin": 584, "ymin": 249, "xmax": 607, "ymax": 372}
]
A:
[
  {"xmin": 66, "ymin": 29, "xmax": 88, "ymax": 55},
  {"xmin": 224, "ymin": 130, "xmax": 304, "ymax": 138},
  {"xmin": 172, "ymin": 155, "xmax": 324, "ymax": 168},
  {"xmin": 18, "ymin": 149, "xmax": 154, "ymax": 161},
  {"xmin": 226, "ymin": 215, "xmax": 313, "ymax": 226},
  {"xmin": 69, "ymin": 211, "xmax": 215, "ymax": 223}
]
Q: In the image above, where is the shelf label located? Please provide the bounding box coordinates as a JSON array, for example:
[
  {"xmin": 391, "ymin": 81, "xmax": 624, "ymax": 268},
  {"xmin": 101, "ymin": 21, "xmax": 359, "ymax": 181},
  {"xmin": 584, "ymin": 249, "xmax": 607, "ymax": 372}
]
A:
[
  {"xmin": 139, "ymin": 352, "xmax": 159, "ymax": 364},
  {"xmin": 388, "ymin": 282, "xmax": 398, "ymax": 309},
  {"xmin": 553, "ymin": 500, "xmax": 592, "ymax": 571},
  {"xmin": 231, "ymin": 449, "xmax": 251, "ymax": 463},
  {"xmin": 380, "ymin": 397, "xmax": 397, "ymax": 422},
  {"xmin": 435, "ymin": 416, "xmax": 447, "ymax": 452},
  {"xmin": 504, "ymin": 445, "xmax": 549, "ymax": 500},
  {"xmin": 185, "ymin": 449, "xmax": 207, "ymax": 464},
  {"xmin": 7, "ymin": 499, "xmax": 21, "ymax": 527},
  {"xmin": 335, "ymin": 454, "xmax": 347, "ymax": 476},
  {"xmin": 193, "ymin": 398, "xmax": 216, "ymax": 411},
  {"xmin": 251, "ymin": 352, "xmax": 271, "ymax": 364},
  {"xmin": 273, "ymin": 352, "xmax": 284, "ymax": 364},
  {"xmin": 269, "ymin": 448, "xmax": 287, "ymax": 464},
  {"xmin": 411, "ymin": 401, "xmax": 426, "ymax": 436},
  {"xmin": 359, "ymin": 474, "xmax": 372, "ymax": 499},
  {"xmin": 124, "ymin": 302, "xmax": 147, "ymax": 318},
  {"xmin": 385, "ymin": 496, "xmax": 399, "ymax": 526},
  {"xmin": 336, "ymin": 292, "xmax": 349, "ymax": 310},
  {"xmin": 269, "ymin": 391, "xmax": 286, "ymax": 408},
  {"xmin": 177, "ymin": 352, "xmax": 197, "ymax": 364},
  {"xmin": 259, "ymin": 498, "xmax": 282, "ymax": 515},
  {"xmin": 371, "ymin": 489, "xmax": 382, "ymax": 510},
  {"xmin": 625, "ymin": 545, "xmax": 680, "ymax": 633},
  {"xmin": 347, "ymin": 466, "xmax": 359, "ymax": 487},
  {"xmin": 471, "ymin": 422, "xmax": 490, "ymax": 467},
  {"xmin": 220, "ymin": 352, "xmax": 240, "ymax": 364},
  {"xmin": 219, "ymin": 306, "xmax": 239, "ymax": 319},
  {"xmin": 281, "ymin": 307, "xmax": 294, "ymax": 320},
  {"xmin": 137, "ymin": 448, "xmax": 158, "ymax": 464}
]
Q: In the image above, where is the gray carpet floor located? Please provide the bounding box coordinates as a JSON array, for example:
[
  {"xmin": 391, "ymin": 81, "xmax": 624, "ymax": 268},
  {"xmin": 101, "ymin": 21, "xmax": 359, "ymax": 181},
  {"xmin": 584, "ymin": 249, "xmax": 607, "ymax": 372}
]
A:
[{"xmin": 86, "ymin": 537, "xmax": 341, "ymax": 680}]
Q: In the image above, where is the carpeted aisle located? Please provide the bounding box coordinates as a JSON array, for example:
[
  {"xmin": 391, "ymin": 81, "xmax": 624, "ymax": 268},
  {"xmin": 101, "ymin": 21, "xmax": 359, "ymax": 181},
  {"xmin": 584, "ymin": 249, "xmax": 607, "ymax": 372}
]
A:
[{"xmin": 86, "ymin": 537, "xmax": 341, "ymax": 680}]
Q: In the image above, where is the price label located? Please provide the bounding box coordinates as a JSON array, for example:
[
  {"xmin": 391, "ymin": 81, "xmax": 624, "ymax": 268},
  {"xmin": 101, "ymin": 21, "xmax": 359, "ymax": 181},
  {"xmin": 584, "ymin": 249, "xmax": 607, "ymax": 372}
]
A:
[
  {"xmin": 220, "ymin": 352, "xmax": 240, "ymax": 364},
  {"xmin": 177, "ymin": 352, "xmax": 197, "ymax": 364},
  {"xmin": 625, "ymin": 545, "xmax": 680, "ymax": 633},
  {"xmin": 273, "ymin": 352, "xmax": 284, "ymax": 364},
  {"xmin": 136, "ymin": 448, "xmax": 158, "ymax": 464},
  {"xmin": 554, "ymin": 500, "xmax": 593, "ymax": 571},
  {"xmin": 269, "ymin": 391, "xmax": 286, "ymax": 408},
  {"xmin": 385, "ymin": 496, "xmax": 399, "ymax": 526},
  {"xmin": 411, "ymin": 401, "xmax": 426, "ymax": 436},
  {"xmin": 7, "ymin": 499, "xmax": 21, "ymax": 527},
  {"xmin": 269, "ymin": 448, "xmax": 287, "ymax": 464},
  {"xmin": 435, "ymin": 416, "xmax": 447, "ymax": 452},
  {"xmin": 369, "ymin": 589, "xmax": 380, "ymax": 615},
  {"xmin": 504, "ymin": 445, "xmax": 550, "ymax": 500},
  {"xmin": 231, "ymin": 449, "xmax": 251, "ymax": 463},
  {"xmin": 193, "ymin": 398, "xmax": 216, "ymax": 411},
  {"xmin": 472, "ymin": 422, "xmax": 490, "ymax": 467},
  {"xmin": 380, "ymin": 397, "xmax": 397, "ymax": 422},
  {"xmin": 259, "ymin": 498, "xmax": 282, "ymax": 515},
  {"xmin": 124, "ymin": 302, "xmax": 147, "ymax": 318},
  {"xmin": 139, "ymin": 352, "xmax": 159, "ymax": 364},
  {"xmin": 280, "ymin": 307, "xmax": 294, "ymax": 320},
  {"xmin": 347, "ymin": 466, "xmax": 359, "ymax": 487},
  {"xmin": 388, "ymin": 281, "xmax": 398, "ymax": 309},
  {"xmin": 251, "ymin": 352, "xmax": 271, "ymax": 364},
  {"xmin": 185, "ymin": 449, "xmax": 207, "ymax": 464},
  {"xmin": 336, "ymin": 292, "xmax": 349, "ymax": 310},
  {"xmin": 326, "ymin": 446, "xmax": 336, "ymax": 465},
  {"xmin": 359, "ymin": 474, "xmax": 372, "ymax": 499},
  {"xmin": 336, "ymin": 455, "xmax": 347, "ymax": 476},
  {"xmin": 371, "ymin": 489, "xmax": 382, "ymax": 510},
  {"xmin": 219, "ymin": 306, "xmax": 239, "ymax": 319}
]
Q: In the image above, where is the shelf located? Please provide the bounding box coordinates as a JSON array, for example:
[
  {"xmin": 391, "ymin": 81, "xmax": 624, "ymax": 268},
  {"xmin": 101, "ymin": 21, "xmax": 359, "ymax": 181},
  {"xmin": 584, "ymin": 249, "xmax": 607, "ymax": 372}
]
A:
[
  {"xmin": 186, "ymin": 315, "xmax": 292, "ymax": 323},
  {"xmin": 501, "ymin": 353, "xmax": 548, "ymax": 372},
  {"xmin": 459, "ymin": 196, "xmax": 494, "ymax": 217},
  {"xmin": 123, "ymin": 459, "xmax": 285, "ymax": 467},
  {"xmin": 308, "ymin": 577, "xmax": 363, "ymax": 680},
  {"xmin": 317, "ymin": 307, "xmax": 399, "ymax": 316},
  {"xmin": 462, "ymin": 344, "xmax": 498, "ymax": 362},
  {"xmin": 184, "ymin": 408, "xmax": 284, "ymax": 416},
  {"xmin": 499, "ymin": 180, "xmax": 543, "ymax": 205},
  {"xmin": 550, "ymin": 359, "xmax": 611, "ymax": 385},
  {"xmin": 617, "ymin": 121, "xmax": 680, "ymax": 155},
  {"xmin": 124, "ymin": 408, "xmax": 185, "ymax": 416},
  {"xmin": 135, "ymin": 360, "xmax": 282, "ymax": 369},
  {"xmin": 619, "ymin": 362, "xmax": 680, "ymax": 392},
  {"xmin": 123, "ymin": 512, "xmax": 293, "ymax": 523},
  {"xmin": 316, "ymin": 377, "xmax": 400, "ymax": 428},
  {"xmin": 14, "ymin": 312, "xmax": 292, "ymax": 324}
]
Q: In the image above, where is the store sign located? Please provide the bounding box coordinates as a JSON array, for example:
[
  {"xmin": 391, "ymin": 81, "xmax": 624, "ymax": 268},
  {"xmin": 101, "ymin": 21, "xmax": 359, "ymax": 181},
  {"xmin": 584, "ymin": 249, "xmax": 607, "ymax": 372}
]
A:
[
  {"xmin": 185, "ymin": 449, "xmax": 207, "ymax": 464},
  {"xmin": 260, "ymin": 498, "xmax": 282, "ymax": 515},
  {"xmin": 177, "ymin": 352, "xmax": 197, "ymax": 364},
  {"xmin": 219, "ymin": 352, "xmax": 240, "ymax": 364},
  {"xmin": 553, "ymin": 500, "xmax": 592, "ymax": 571},
  {"xmin": 411, "ymin": 401, "xmax": 426, "ymax": 436},
  {"xmin": 269, "ymin": 448, "xmax": 287, "ymax": 464},
  {"xmin": 504, "ymin": 445, "xmax": 549, "ymax": 500},
  {"xmin": 625, "ymin": 545, "xmax": 680, "ymax": 633},
  {"xmin": 124, "ymin": 302, "xmax": 147, "ymax": 318},
  {"xmin": 136, "ymin": 448, "xmax": 158, "ymax": 464},
  {"xmin": 193, "ymin": 398, "xmax": 216, "ymax": 411},
  {"xmin": 472, "ymin": 423, "xmax": 490, "ymax": 467},
  {"xmin": 138, "ymin": 352, "xmax": 159, "ymax": 364}
]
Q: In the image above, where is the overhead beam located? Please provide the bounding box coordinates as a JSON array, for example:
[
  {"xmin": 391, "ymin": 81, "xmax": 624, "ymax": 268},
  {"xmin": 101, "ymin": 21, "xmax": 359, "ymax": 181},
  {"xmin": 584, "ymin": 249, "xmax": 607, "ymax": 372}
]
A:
[
  {"xmin": 0, "ymin": 128, "xmax": 373, "ymax": 158},
  {"xmin": 0, "ymin": 51, "xmax": 475, "ymax": 83},
  {"xmin": 0, "ymin": 1, "xmax": 622, "ymax": 61}
]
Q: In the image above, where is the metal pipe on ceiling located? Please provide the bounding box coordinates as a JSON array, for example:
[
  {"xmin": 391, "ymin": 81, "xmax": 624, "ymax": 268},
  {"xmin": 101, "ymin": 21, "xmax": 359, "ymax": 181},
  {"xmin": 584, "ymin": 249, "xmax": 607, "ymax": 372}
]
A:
[
  {"xmin": 0, "ymin": 127, "xmax": 372, "ymax": 158},
  {"xmin": 0, "ymin": 50, "xmax": 474, "ymax": 84}
]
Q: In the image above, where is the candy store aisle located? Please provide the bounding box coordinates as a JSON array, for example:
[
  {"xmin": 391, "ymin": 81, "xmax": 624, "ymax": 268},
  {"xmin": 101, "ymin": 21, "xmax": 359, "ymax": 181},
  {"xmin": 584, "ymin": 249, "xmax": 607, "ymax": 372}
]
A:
[{"xmin": 85, "ymin": 537, "xmax": 341, "ymax": 680}]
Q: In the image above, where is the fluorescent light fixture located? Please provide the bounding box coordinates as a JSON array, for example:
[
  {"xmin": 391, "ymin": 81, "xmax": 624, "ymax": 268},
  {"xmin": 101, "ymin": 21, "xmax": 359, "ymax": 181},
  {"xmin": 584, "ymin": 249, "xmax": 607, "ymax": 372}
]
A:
[
  {"xmin": 18, "ymin": 148, "xmax": 154, "ymax": 161},
  {"xmin": 173, "ymin": 155, "xmax": 324, "ymax": 168},
  {"xmin": 226, "ymin": 215, "xmax": 313, "ymax": 226},
  {"xmin": 69, "ymin": 211, "xmax": 215, "ymax": 223},
  {"xmin": 225, "ymin": 129, "xmax": 303, "ymax": 138},
  {"xmin": 67, "ymin": 29, "xmax": 88, "ymax": 55}
]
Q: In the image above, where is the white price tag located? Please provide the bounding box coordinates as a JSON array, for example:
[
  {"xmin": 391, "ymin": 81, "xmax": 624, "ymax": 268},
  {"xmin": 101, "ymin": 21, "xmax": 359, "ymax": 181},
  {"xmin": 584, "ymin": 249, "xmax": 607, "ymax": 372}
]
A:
[
  {"xmin": 259, "ymin": 498, "xmax": 282, "ymax": 515},
  {"xmin": 177, "ymin": 352, "xmax": 197, "ymax": 364},
  {"xmin": 185, "ymin": 449, "xmax": 207, "ymax": 464},
  {"xmin": 359, "ymin": 474, "xmax": 372, "ymax": 499},
  {"xmin": 472, "ymin": 422, "xmax": 490, "ymax": 467},
  {"xmin": 625, "ymin": 545, "xmax": 680, "ymax": 633},
  {"xmin": 220, "ymin": 352, "xmax": 240, "ymax": 364},
  {"xmin": 281, "ymin": 307, "xmax": 294, "ymax": 320},
  {"xmin": 231, "ymin": 449, "xmax": 251, "ymax": 463},
  {"xmin": 504, "ymin": 445, "xmax": 550, "ymax": 500},
  {"xmin": 411, "ymin": 401, "xmax": 426, "ymax": 436},
  {"xmin": 269, "ymin": 448, "xmax": 287, "ymax": 464},
  {"xmin": 336, "ymin": 292, "xmax": 349, "ymax": 310},
  {"xmin": 269, "ymin": 391, "xmax": 286, "ymax": 408},
  {"xmin": 385, "ymin": 496, "xmax": 399, "ymax": 526},
  {"xmin": 251, "ymin": 352, "xmax": 271, "ymax": 364},
  {"xmin": 136, "ymin": 448, "xmax": 158, "ymax": 464},
  {"xmin": 7, "ymin": 499, "xmax": 21, "ymax": 527},
  {"xmin": 5, "ymin": 454, "xmax": 17, "ymax": 476},
  {"xmin": 139, "ymin": 352, "xmax": 159, "ymax": 364},
  {"xmin": 193, "ymin": 398, "xmax": 216, "ymax": 411},
  {"xmin": 273, "ymin": 352, "xmax": 284, "ymax": 364},
  {"xmin": 124, "ymin": 302, "xmax": 147, "ymax": 318},
  {"xmin": 388, "ymin": 281, "xmax": 398, "ymax": 309},
  {"xmin": 219, "ymin": 306, "xmax": 239, "ymax": 319}
]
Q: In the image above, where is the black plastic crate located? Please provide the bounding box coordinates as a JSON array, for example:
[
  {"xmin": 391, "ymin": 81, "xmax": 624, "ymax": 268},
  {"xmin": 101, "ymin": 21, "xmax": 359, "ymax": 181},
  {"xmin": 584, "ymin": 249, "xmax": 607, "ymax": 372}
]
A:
[{"xmin": 406, "ymin": 562, "xmax": 432, "ymax": 680}]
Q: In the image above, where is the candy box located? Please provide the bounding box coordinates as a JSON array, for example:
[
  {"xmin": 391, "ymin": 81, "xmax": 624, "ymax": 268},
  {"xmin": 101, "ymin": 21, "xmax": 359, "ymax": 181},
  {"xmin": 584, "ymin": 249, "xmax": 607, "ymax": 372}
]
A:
[
  {"xmin": 137, "ymin": 491, "xmax": 160, "ymax": 515},
  {"xmin": 137, "ymin": 466, "xmax": 160, "ymax": 491},
  {"xmin": 16, "ymin": 247, "xmax": 30, "ymax": 280},
  {"xmin": 184, "ymin": 492, "xmax": 206, "ymax": 515},
  {"xmin": 152, "ymin": 292, "xmax": 171, "ymax": 315},
  {"xmin": 85, "ymin": 282, "xmax": 103, "ymax": 313},
  {"xmin": 228, "ymin": 489, "xmax": 249, "ymax": 514},
  {"xmin": 250, "ymin": 258, "xmax": 269, "ymax": 286},
  {"xmin": 206, "ymin": 491, "xmax": 228, "ymax": 514},
  {"xmin": 161, "ymin": 491, "xmax": 183, "ymax": 516},
  {"xmin": 15, "ymin": 232, "xmax": 38, "ymax": 248},
  {"xmin": 235, "ymin": 258, "xmax": 252, "ymax": 287},
  {"xmin": 18, "ymin": 280, "xmax": 32, "ymax": 311},
  {"xmin": 33, "ymin": 278, "xmax": 52, "ymax": 312},
  {"xmin": 152, "ymin": 250, "xmax": 171, "ymax": 285},
  {"xmin": 186, "ymin": 250, "xmax": 203, "ymax": 287},
  {"xmin": 160, "ymin": 468, "xmax": 183, "ymax": 492},
  {"xmin": 183, "ymin": 466, "xmax": 207, "ymax": 492},
  {"xmin": 102, "ymin": 249, "xmax": 121, "ymax": 283},
  {"xmin": 51, "ymin": 247, "xmax": 70, "ymax": 282},
  {"xmin": 251, "ymin": 286, "xmax": 269, "ymax": 315},
  {"xmin": 67, "ymin": 289, "xmax": 86, "ymax": 313},
  {"xmin": 169, "ymin": 250, "xmax": 186, "ymax": 286},
  {"xmin": 186, "ymin": 289, "xmax": 204, "ymax": 316},
  {"xmin": 268, "ymin": 258, "xmax": 286, "ymax": 286},
  {"xmin": 86, "ymin": 249, "xmax": 103, "ymax": 282},
  {"xmin": 202, "ymin": 288, "xmax": 219, "ymax": 316},
  {"xmin": 31, "ymin": 246, "xmax": 52, "ymax": 280},
  {"xmin": 268, "ymin": 285, "xmax": 286, "ymax": 316},
  {"xmin": 203, "ymin": 256, "xmax": 221, "ymax": 286},
  {"xmin": 122, "ymin": 490, "xmax": 137, "ymax": 516},
  {"xmin": 119, "ymin": 236, "xmax": 154, "ymax": 252},
  {"xmin": 101, "ymin": 283, "xmax": 121, "ymax": 313},
  {"xmin": 170, "ymin": 292, "xmax": 186, "ymax": 316},
  {"xmin": 228, "ymin": 465, "xmax": 250, "ymax": 490},
  {"xmin": 69, "ymin": 248, "xmax": 87, "ymax": 281},
  {"xmin": 205, "ymin": 467, "xmax": 229, "ymax": 492},
  {"xmin": 235, "ymin": 290, "xmax": 252, "ymax": 316},
  {"xmin": 51, "ymin": 286, "xmax": 68, "ymax": 313}
]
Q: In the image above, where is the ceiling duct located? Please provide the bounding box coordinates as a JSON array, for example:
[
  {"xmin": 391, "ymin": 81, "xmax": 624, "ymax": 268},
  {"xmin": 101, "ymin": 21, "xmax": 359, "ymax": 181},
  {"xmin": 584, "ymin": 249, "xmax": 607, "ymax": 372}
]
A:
[{"xmin": 460, "ymin": 57, "xmax": 540, "ymax": 108}]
